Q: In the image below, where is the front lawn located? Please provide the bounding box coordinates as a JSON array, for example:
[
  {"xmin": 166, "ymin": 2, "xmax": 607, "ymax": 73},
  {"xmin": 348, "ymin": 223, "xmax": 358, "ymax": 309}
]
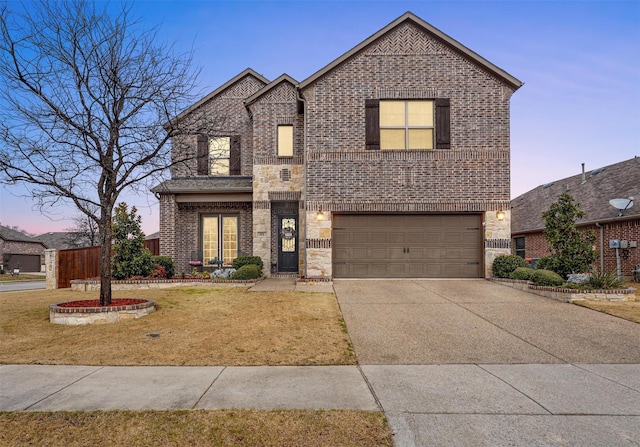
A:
[
  {"xmin": 0, "ymin": 287, "xmax": 355, "ymax": 366},
  {"xmin": 0, "ymin": 287, "xmax": 391, "ymax": 446}
]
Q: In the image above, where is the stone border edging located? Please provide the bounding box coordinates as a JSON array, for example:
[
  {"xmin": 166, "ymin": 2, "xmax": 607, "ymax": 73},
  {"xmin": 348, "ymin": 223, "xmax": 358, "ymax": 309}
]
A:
[
  {"xmin": 489, "ymin": 278, "xmax": 636, "ymax": 302},
  {"xmin": 50, "ymin": 299, "xmax": 156, "ymax": 325}
]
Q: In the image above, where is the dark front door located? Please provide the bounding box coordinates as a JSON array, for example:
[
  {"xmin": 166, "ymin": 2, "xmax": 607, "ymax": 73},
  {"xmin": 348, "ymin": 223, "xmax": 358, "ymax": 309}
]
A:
[{"xmin": 278, "ymin": 215, "xmax": 298, "ymax": 272}]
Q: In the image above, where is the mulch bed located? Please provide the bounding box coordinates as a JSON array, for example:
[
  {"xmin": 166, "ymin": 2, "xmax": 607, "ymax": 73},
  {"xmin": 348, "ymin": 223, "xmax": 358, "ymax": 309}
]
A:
[{"xmin": 56, "ymin": 299, "xmax": 148, "ymax": 308}]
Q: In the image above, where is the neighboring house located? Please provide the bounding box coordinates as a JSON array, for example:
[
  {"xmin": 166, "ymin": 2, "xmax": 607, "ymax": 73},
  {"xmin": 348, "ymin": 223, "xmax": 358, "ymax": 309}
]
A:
[
  {"xmin": 0, "ymin": 225, "xmax": 47, "ymax": 272},
  {"xmin": 511, "ymin": 157, "xmax": 640, "ymax": 278},
  {"xmin": 153, "ymin": 12, "xmax": 523, "ymax": 279},
  {"xmin": 36, "ymin": 231, "xmax": 93, "ymax": 250}
]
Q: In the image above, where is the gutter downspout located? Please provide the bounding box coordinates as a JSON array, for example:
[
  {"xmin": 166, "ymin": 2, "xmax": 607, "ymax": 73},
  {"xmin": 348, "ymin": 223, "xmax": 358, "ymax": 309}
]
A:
[
  {"xmin": 296, "ymin": 86, "xmax": 308, "ymax": 279},
  {"xmin": 595, "ymin": 222, "xmax": 604, "ymax": 272}
]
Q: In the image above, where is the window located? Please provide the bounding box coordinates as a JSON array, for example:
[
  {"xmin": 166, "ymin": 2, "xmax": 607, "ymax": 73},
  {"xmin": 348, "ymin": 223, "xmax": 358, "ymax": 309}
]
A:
[
  {"xmin": 380, "ymin": 100, "xmax": 434, "ymax": 150},
  {"xmin": 209, "ymin": 137, "xmax": 230, "ymax": 175},
  {"xmin": 277, "ymin": 125, "xmax": 293, "ymax": 157},
  {"xmin": 202, "ymin": 215, "xmax": 238, "ymax": 265},
  {"xmin": 365, "ymin": 98, "xmax": 450, "ymax": 150},
  {"xmin": 196, "ymin": 135, "xmax": 241, "ymax": 176},
  {"xmin": 515, "ymin": 237, "xmax": 525, "ymax": 259}
]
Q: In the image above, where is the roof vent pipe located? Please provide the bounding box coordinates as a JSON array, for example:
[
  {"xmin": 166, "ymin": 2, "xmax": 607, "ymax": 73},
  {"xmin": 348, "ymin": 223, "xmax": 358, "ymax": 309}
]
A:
[{"xmin": 581, "ymin": 163, "xmax": 586, "ymax": 184}]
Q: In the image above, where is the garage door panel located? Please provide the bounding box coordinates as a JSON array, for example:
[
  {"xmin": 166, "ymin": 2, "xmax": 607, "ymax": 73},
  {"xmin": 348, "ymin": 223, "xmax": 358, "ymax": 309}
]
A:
[
  {"xmin": 333, "ymin": 214, "xmax": 481, "ymax": 278},
  {"xmin": 385, "ymin": 232, "xmax": 404, "ymax": 243},
  {"xmin": 388, "ymin": 247, "xmax": 405, "ymax": 259},
  {"xmin": 334, "ymin": 248, "xmax": 350, "ymax": 261},
  {"xmin": 370, "ymin": 232, "xmax": 388, "ymax": 243},
  {"xmin": 351, "ymin": 232, "xmax": 369, "ymax": 244}
]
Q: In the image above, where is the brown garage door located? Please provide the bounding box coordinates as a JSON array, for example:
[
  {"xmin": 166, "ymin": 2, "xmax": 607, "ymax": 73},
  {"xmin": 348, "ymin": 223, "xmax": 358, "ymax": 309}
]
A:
[
  {"xmin": 333, "ymin": 214, "xmax": 482, "ymax": 278},
  {"xmin": 3, "ymin": 254, "xmax": 41, "ymax": 272}
]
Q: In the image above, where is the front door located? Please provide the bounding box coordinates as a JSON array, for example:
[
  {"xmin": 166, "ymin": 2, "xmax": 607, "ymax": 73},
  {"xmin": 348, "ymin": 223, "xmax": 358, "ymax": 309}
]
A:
[{"xmin": 278, "ymin": 215, "xmax": 298, "ymax": 272}]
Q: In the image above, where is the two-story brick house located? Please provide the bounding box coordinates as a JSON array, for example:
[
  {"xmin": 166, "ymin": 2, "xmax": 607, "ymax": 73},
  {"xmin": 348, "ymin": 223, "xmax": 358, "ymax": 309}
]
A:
[{"xmin": 152, "ymin": 12, "xmax": 523, "ymax": 279}]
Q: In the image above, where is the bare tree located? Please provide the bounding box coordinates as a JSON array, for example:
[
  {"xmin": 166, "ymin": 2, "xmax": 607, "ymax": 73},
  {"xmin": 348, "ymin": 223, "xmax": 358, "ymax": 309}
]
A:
[
  {"xmin": 64, "ymin": 204, "xmax": 101, "ymax": 248},
  {"xmin": 0, "ymin": 0, "xmax": 203, "ymax": 305}
]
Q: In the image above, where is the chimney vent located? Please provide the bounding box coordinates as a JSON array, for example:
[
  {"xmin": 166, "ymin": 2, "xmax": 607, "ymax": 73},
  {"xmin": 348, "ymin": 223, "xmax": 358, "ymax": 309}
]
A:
[{"xmin": 581, "ymin": 163, "xmax": 586, "ymax": 184}]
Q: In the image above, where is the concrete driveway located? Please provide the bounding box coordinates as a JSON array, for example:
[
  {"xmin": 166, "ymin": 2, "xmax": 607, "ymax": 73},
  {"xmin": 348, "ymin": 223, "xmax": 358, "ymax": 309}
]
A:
[
  {"xmin": 334, "ymin": 279, "xmax": 640, "ymax": 445},
  {"xmin": 334, "ymin": 279, "xmax": 640, "ymax": 365}
]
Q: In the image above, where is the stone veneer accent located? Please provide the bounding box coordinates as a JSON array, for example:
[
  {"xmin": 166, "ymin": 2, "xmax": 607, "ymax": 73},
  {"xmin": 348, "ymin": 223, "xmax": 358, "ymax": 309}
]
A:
[{"xmin": 484, "ymin": 209, "xmax": 511, "ymax": 277}]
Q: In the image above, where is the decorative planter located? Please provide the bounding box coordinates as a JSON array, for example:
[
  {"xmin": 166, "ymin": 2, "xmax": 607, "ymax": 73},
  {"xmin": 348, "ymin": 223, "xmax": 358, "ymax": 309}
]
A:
[{"xmin": 49, "ymin": 298, "xmax": 156, "ymax": 325}]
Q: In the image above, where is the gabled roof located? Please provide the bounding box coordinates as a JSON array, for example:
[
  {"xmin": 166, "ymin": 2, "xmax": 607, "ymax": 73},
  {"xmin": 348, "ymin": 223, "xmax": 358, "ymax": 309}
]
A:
[
  {"xmin": 0, "ymin": 225, "xmax": 46, "ymax": 246},
  {"xmin": 244, "ymin": 74, "xmax": 298, "ymax": 107},
  {"xmin": 299, "ymin": 11, "xmax": 523, "ymax": 91},
  {"xmin": 172, "ymin": 68, "xmax": 270, "ymax": 122},
  {"xmin": 511, "ymin": 157, "xmax": 640, "ymax": 233}
]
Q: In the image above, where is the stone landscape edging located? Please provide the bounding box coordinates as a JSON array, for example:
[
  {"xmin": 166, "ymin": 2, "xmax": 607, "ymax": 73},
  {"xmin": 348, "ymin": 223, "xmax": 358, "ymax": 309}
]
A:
[
  {"xmin": 50, "ymin": 299, "xmax": 156, "ymax": 325},
  {"xmin": 489, "ymin": 278, "xmax": 636, "ymax": 302}
]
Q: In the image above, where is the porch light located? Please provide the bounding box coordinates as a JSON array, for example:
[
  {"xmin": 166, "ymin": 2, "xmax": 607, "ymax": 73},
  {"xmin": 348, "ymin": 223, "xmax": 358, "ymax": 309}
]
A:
[
  {"xmin": 496, "ymin": 210, "xmax": 506, "ymax": 221},
  {"xmin": 316, "ymin": 210, "xmax": 325, "ymax": 221}
]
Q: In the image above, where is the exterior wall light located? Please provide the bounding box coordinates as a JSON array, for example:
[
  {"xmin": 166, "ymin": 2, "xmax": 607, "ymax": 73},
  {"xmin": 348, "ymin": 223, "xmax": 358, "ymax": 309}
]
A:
[
  {"xmin": 496, "ymin": 210, "xmax": 506, "ymax": 221},
  {"xmin": 316, "ymin": 210, "xmax": 325, "ymax": 221}
]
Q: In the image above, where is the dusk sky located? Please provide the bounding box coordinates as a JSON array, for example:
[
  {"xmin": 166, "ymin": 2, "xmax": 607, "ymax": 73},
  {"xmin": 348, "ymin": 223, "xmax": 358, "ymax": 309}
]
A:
[{"xmin": 1, "ymin": 0, "xmax": 638, "ymax": 236}]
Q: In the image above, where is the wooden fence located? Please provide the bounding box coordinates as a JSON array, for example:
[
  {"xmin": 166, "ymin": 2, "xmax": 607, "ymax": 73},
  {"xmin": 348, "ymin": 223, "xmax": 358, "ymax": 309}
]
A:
[{"xmin": 57, "ymin": 239, "xmax": 160, "ymax": 288}]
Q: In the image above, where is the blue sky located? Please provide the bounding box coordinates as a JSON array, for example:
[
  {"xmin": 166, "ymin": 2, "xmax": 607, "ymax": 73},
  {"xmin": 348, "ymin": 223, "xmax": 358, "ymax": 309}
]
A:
[{"xmin": 1, "ymin": 0, "xmax": 639, "ymax": 235}]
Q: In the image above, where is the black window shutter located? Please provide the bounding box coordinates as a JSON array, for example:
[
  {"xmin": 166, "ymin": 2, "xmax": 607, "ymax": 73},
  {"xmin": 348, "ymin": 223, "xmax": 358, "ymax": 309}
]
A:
[
  {"xmin": 196, "ymin": 135, "xmax": 209, "ymax": 175},
  {"xmin": 365, "ymin": 99, "xmax": 380, "ymax": 150},
  {"xmin": 229, "ymin": 135, "xmax": 241, "ymax": 175},
  {"xmin": 435, "ymin": 98, "xmax": 451, "ymax": 149}
]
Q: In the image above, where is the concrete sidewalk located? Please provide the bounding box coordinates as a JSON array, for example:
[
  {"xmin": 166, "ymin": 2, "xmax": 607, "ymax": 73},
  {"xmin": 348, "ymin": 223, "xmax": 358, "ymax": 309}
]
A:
[{"xmin": 1, "ymin": 363, "xmax": 639, "ymax": 445}]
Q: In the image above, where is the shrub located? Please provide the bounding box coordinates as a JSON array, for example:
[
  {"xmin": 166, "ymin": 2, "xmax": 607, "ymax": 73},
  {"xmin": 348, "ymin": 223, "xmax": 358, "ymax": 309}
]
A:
[
  {"xmin": 211, "ymin": 268, "xmax": 236, "ymax": 279},
  {"xmin": 492, "ymin": 255, "xmax": 528, "ymax": 278},
  {"xmin": 510, "ymin": 267, "xmax": 534, "ymax": 281},
  {"xmin": 566, "ymin": 273, "xmax": 591, "ymax": 285},
  {"xmin": 231, "ymin": 264, "xmax": 261, "ymax": 280},
  {"xmin": 588, "ymin": 270, "xmax": 624, "ymax": 289},
  {"xmin": 151, "ymin": 256, "xmax": 174, "ymax": 278},
  {"xmin": 150, "ymin": 264, "xmax": 167, "ymax": 278},
  {"xmin": 111, "ymin": 203, "xmax": 154, "ymax": 280},
  {"xmin": 530, "ymin": 269, "xmax": 564, "ymax": 287},
  {"xmin": 542, "ymin": 193, "xmax": 597, "ymax": 279},
  {"xmin": 535, "ymin": 256, "xmax": 556, "ymax": 272},
  {"xmin": 232, "ymin": 256, "xmax": 264, "ymax": 274}
]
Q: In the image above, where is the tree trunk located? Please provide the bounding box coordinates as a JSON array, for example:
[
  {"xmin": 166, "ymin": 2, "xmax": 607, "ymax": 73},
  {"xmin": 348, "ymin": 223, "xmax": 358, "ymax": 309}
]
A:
[{"xmin": 99, "ymin": 220, "xmax": 113, "ymax": 306}]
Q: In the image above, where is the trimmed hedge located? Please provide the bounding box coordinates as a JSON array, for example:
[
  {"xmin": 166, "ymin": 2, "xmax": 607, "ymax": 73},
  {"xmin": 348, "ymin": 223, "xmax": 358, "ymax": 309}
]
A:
[
  {"xmin": 510, "ymin": 267, "xmax": 534, "ymax": 281},
  {"xmin": 492, "ymin": 255, "xmax": 529, "ymax": 278},
  {"xmin": 232, "ymin": 256, "xmax": 263, "ymax": 274},
  {"xmin": 530, "ymin": 269, "xmax": 564, "ymax": 287},
  {"xmin": 231, "ymin": 264, "xmax": 261, "ymax": 280}
]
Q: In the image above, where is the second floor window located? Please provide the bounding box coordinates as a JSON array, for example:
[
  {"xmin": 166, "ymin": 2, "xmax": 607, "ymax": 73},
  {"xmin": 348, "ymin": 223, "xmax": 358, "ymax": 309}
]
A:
[
  {"xmin": 365, "ymin": 98, "xmax": 450, "ymax": 150},
  {"xmin": 380, "ymin": 100, "xmax": 434, "ymax": 150},
  {"xmin": 209, "ymin": 137, "xmax": 230, "ymax": 175},
  {"xmin": 197, "ymin": 135, "xmax": 241, "ymax": 176}
]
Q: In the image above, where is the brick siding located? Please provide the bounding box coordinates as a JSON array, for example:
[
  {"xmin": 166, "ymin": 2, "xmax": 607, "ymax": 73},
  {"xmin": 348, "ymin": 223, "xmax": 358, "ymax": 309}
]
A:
[{"xmin": 301, "ymin": 22, "xmax": 515, "ymax": 211}]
